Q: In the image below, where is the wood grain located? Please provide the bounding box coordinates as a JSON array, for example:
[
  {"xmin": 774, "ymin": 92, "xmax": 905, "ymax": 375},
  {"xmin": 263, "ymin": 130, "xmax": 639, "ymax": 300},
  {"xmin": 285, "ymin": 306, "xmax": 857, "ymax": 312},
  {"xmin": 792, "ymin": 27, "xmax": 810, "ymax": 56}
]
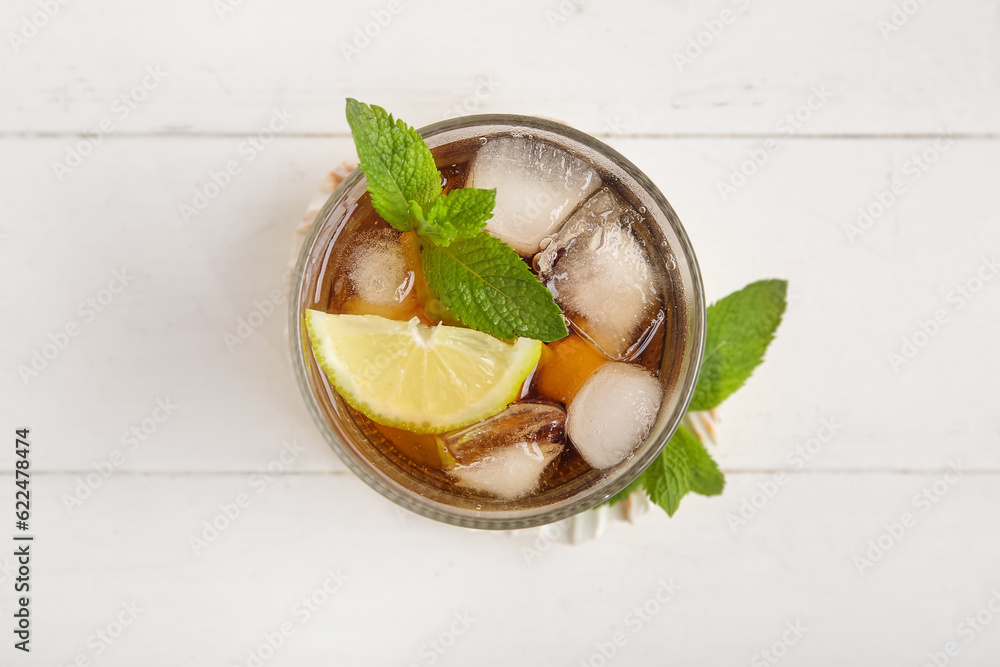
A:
[{"xmin": 1, "ymin": 0, "xmax": 998, "ymax": 663}]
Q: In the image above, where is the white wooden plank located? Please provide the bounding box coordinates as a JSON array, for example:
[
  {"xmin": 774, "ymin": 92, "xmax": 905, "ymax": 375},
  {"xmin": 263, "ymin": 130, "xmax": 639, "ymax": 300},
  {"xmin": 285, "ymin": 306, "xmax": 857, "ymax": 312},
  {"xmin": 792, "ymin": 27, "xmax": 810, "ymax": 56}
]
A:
[
  {"xmin": 0, "ymin": 0, "xmax": 998, "ymax": 135},
  {"xmin": 2, "ymin": 3, "xmax": 997, "ymax": 665},
  {"xmin": 2, "ymin": 135, "xmax": 998, "ymax": 474},
  {"xmin": 1, "ymin": 136, "xmax": 356, "ymax": 474},
  {"xmin": 613, "ymin": 135, "xmax": 1000, "ymax": 472},
  {"xmin": 5, "ymin": 472, "xmax": 999, "ymax": 665}
]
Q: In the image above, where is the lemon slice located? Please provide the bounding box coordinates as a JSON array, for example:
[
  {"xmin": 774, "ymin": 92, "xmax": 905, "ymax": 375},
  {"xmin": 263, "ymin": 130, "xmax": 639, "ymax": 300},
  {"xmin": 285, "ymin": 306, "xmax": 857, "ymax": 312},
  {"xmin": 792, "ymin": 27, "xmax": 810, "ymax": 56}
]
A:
[{"xmin": 304, "ymin": 311, "xmax": 542, "ymax": 434}]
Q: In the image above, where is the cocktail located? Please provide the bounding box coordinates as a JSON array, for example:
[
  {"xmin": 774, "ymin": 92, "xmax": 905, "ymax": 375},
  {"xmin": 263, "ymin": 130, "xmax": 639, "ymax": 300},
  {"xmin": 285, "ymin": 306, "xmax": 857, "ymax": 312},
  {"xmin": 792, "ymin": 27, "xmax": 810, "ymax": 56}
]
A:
[{"xmin": 289, "ymin": 102, "xmax": 704, "ymax": 529}]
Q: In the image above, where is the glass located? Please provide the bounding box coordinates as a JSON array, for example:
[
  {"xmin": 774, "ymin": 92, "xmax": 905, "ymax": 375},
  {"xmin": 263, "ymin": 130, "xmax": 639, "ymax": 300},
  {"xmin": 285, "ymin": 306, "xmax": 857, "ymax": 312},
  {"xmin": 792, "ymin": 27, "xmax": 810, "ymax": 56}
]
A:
[{"xmin": 289, "ymin": 114, "xmax": 705, "ymax": 529}]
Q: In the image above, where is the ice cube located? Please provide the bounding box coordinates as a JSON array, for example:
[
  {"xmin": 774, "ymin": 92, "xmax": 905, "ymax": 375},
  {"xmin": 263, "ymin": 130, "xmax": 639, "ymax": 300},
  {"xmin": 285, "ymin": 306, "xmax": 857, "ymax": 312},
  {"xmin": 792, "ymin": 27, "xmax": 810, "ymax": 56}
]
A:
[
  {"xmin": 466, "ymin": 135, "xmax": 601, "ymax": 256},
  {"xmin": 347, "ymin": 233, "xmax": 414, "ymax": 306},
  {"xmin": 439, "ymin": 403, "xmax": 565, "ymax": 500},
  {"xmin": 536, "ymin": 189, "xmax": 663, "ymax": 360},
  {"xmin": 566, "ymin": 363, "xmax": 661, "ymax": 469}
]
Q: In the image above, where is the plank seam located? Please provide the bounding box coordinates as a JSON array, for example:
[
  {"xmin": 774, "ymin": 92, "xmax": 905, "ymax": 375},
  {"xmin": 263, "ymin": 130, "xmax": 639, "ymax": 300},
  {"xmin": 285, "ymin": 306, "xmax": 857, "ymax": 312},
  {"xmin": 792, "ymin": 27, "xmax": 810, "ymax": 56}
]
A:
[{"xmin": 1, "ymin": 131, "xmax": 999, "ymax": 140}]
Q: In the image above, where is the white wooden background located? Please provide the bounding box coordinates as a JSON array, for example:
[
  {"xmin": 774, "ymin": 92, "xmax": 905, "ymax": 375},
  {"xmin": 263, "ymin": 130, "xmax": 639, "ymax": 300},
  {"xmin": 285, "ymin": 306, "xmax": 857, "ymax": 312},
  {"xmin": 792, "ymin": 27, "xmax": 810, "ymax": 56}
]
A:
[{"xmin": 2, "ymin": 0, "xmax": 999, "ymax": 664}]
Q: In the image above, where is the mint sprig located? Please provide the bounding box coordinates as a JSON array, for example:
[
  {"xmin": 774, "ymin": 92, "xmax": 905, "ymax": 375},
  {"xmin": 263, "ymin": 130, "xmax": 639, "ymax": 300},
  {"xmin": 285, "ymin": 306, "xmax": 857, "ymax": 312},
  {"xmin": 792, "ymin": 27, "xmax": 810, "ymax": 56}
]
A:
[
  {"xmin": 345, "ymin": 99, "xmax": 568, "ymax": 342},
  {"xmin": 345, "ymin": 99, "xmax": 440, "ymax": 230},
  {"xmin": 690, "ymin": 279, "xmax": 788, "ymax": 411},
  {"xmin": 605, "ymin": 279, "xmax": 788, "ymax": 515},
  {"xmin": 641, "ymin": 425, "xmax": 724, "ymax": 516},
  {"xmin": 412, "ymin": 187, "xmax": 497, "ymax": 246},
  {"xmin": 421, "ymin": 233, "xmax": 568, "ymax": 342}
]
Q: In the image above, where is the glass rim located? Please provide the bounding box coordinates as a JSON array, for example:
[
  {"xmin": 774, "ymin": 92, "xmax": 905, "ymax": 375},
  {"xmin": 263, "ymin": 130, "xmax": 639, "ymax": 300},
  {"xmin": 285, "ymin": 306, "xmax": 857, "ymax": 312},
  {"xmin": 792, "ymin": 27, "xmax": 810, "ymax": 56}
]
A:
[{"xmin": 289, "ymin": 113, "xmax": 706, "ymax": 530}]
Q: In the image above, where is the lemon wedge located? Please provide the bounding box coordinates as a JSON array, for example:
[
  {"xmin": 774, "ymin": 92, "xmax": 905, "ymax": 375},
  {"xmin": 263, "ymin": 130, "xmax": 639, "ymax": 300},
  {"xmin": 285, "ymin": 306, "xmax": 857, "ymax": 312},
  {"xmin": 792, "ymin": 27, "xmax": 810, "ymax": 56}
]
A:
[{"xmin": 304, "ymin": 311, "xmax": 542, "ymax": 434}]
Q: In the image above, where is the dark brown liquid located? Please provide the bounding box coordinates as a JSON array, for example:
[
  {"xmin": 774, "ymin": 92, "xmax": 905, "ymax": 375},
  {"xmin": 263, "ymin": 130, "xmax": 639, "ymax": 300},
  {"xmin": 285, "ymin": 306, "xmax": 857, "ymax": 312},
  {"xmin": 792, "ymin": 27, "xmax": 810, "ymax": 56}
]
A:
[{"xmin": 305, "ymin": 145, "xmax": 675, "ymax": 503}]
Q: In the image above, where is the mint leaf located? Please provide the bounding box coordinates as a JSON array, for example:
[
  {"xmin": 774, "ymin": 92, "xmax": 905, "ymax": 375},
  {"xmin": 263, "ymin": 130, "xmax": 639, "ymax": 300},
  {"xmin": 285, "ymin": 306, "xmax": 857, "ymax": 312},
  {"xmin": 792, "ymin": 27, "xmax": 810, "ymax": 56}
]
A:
[
  {"xmin": 345, "ymin": 99, "xmax": 441, "ymax": 230},
  {"xmin": 421, "ymin": 232, "xmax": 569, "ymax": 342},
  {"xmin": 689, "ymin": 279, "xmax": 787, "ymax": 411},
  {"xmin": 412, "ymin": 188, "xmax": 496, "ymax": 246},
  {"xmin": 641, "ymin": 425, "xmax": 724, "ymax": 517},
  {"xmin": 344, "ymin": 100, "xmax": 569, "ymax": 343},
  {"xmin": 689, "ymin": 446, "xmax": 725, "ymax": 497}
]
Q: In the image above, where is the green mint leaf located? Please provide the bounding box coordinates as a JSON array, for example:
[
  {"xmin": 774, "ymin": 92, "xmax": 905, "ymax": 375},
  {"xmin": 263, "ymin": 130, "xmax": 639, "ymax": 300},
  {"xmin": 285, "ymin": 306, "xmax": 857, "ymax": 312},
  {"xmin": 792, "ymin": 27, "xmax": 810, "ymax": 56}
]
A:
[
  {"xmin": 689, "ymin": 279, "xmax": 787, "ymax": 411},
  {"xmin": 345, "ymin": 98, "xmax": 441, "ymax": 231},
  {"xmin": 641, "ymin": 425, "xmax": 724, "ymax": 517},
  {"xmin": 344, "ymin": 100, "xmax": 566, "ymax": 344},
  {"xmin": 413, "ymin": 188, "xmax": 496, "ymax": 246},
  {"xmin": 421, "ymin": 231, "xmax": 569, "ymax": 342},
  {"xmin": 688, "ymin": 446, "xmax": 725, "ymax": 497}
]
